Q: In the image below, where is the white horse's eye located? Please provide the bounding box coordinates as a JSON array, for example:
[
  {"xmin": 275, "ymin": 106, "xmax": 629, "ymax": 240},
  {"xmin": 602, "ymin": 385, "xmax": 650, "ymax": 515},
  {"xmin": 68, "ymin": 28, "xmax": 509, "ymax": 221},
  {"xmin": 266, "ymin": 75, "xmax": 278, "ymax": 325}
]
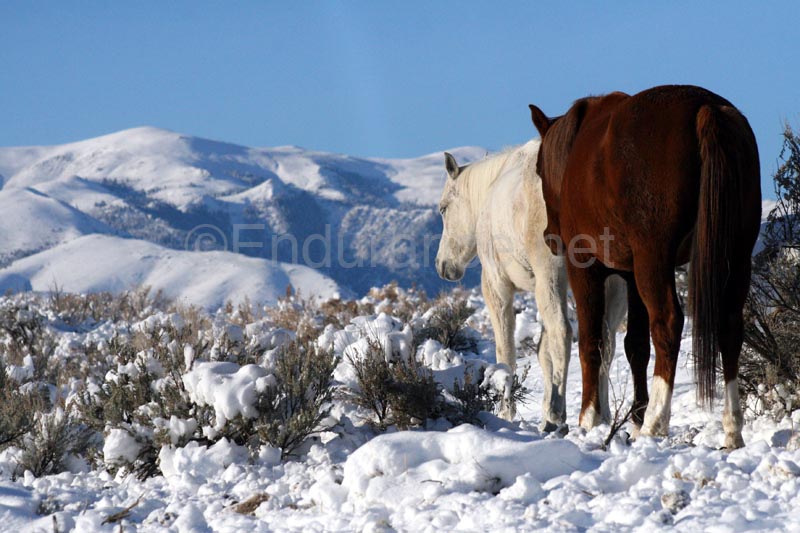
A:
[{"xmin": 439, "ymin": 205, "xmax": 447, "ymax": 216}]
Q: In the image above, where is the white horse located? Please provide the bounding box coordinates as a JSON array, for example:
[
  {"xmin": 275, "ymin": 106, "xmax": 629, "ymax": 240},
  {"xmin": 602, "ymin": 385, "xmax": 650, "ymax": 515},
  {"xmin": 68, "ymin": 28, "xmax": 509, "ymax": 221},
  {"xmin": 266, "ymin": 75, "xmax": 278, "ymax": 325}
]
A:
[{"xmin": 435, "ymin": 140, "xmax": 628, "ymax": 430}]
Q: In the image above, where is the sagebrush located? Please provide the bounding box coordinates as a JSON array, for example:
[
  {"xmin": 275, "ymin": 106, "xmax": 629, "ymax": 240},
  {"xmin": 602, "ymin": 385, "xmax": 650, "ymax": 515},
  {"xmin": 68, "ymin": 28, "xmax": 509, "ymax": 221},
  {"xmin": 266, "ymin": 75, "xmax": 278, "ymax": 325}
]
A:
[{"xmin": 741, "ymin": 122, "xmax": 800, "ymax": 417}]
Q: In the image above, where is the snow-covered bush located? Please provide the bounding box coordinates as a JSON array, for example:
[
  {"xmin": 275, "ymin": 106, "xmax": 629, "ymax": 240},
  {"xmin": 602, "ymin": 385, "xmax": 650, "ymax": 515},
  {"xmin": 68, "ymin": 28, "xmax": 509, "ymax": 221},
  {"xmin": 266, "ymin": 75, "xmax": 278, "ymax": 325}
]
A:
[
  {"xmin": 74, "ymin": 324, "xmax": 201, "ymax": 478},
  {"xmin": 346, "ymin": 337, "xmax": 439, "ymax": 429},
  {"xmin": 182, "ymin": 334, "xmax": 338, "ymax": 459},
  {"xmin": 0, "ymin": 282, "xmax": 523, "ymax": 487},
  {"xmin": 16, "ymin": 407, "xmax": 91, "ymax": 477},
  {"xmin": 249, "ymin": 337, "xmax": 338, "ymax": 457},
  {"xmin": 0, "ymin": 298, "xmax": 57, "ymax": 382},
  {"xmin": 0, "ymin": 358, "xmax": 41, "ymax": 449},
  {"xmin": 741, "ymin": 248, "xmax": 800, "ymax": 417},
  {"xmin": 0, "ymin": 299, "xmax": 67, "ymax": 472},
  {"xmin": 73, "ymin": 302, "xmax": 339, "ymax": 475},
  {"xmin": 449, "ymin": 364, "xmax": 529, "ymax": 425},
  {"xmin": 327, "ymin": 292, "xmax": 526, "ymax": 429},
  {"xmin": 412, "ymin": 291, "xmax": 479, "ymax": 353},
  {"xmin": 742, "ymin": 123, "xmax": 800, "ymax": 418}
]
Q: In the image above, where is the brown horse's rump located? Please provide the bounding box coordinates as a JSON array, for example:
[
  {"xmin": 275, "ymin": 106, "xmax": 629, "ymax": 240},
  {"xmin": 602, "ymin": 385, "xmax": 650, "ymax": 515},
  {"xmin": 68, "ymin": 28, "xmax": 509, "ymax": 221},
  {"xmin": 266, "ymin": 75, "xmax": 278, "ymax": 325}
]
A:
[{"xmin": 530, "ymin": 85, "xmax": 760, "ymax": 447}]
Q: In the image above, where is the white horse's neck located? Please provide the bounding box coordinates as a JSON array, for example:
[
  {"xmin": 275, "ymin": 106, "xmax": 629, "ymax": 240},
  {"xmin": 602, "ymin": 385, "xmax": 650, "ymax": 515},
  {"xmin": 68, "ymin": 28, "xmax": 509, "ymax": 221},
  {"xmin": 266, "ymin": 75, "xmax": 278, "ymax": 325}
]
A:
[{"xmin": 458, "ymin": 147, "xmax": 521, "ymax": 218}]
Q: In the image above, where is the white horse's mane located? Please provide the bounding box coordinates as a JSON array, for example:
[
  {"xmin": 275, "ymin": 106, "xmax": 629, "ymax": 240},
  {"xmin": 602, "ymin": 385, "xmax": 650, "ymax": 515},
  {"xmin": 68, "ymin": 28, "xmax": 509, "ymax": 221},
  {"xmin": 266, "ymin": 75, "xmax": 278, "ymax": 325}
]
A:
[
  {"xmin": 458, "ymin": 145, "xmax": 522, "ymax": 187},
  {"xmin": 452, "ymin": 143, "xmax": 535, "ymax": 208}
]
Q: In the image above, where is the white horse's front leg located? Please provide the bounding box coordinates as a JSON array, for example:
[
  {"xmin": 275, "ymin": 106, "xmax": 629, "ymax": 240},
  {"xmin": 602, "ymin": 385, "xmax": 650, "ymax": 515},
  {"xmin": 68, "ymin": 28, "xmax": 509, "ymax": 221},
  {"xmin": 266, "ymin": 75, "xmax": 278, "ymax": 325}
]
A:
[
  {"xmin": 482, "ymin": 273, "xmax": 517, "ymax": 421},
  {"xmin": 598, "ymin": 275, "xmax": 628, "ymax": 423},
  {"xmin": 533, "ymin": 256, "xmax": 572, "ymax": 431}
]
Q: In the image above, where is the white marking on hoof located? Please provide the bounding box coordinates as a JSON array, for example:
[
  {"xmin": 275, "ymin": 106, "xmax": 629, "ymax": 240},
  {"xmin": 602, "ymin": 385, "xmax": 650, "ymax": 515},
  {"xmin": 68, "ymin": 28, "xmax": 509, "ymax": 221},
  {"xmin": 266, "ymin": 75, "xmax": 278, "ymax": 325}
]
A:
[
  {"xmin": 579, "ymin": 402, "xmax": 600, "ymax": 431},
  {"xmin": 640, "ymin": 376, "xmax": 673, "ymax": 437},
  {"xmin": 723, "ymin": 379, "xmax": 744, "ymax": 449}
]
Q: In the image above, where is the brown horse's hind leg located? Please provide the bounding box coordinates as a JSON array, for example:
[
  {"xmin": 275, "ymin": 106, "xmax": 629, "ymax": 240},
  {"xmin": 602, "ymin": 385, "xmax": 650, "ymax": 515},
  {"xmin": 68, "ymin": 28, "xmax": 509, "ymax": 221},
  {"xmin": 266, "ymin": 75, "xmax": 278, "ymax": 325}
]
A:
[
  {"xmin": 720, "ymin": 312, "xmax": 745, "ymax": 449},
  {"xmin": 567, "ymin": 261, "xmax": 608, "ymax": 431},
  {"xmin": 624, "ymin": 276, "xmax": 651, "ymax": 433},
  {"xmin": 636, "ymin": 260, "xmax": 685, "ymax": 437},
  {"xmin": 719, "ymin": 261, "xmax": 751, "ymax": 449}
]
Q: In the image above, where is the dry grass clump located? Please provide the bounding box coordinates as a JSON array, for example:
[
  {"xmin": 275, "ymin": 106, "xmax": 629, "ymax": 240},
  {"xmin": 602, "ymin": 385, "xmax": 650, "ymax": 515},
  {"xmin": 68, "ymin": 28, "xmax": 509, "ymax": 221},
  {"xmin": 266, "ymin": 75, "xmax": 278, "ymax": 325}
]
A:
[
  {"xmin": 49, "ymin": 285, "xmax": 170, "ymax": 325},
  {"xmin": 265, "ymin": 290, "xmax": 322, "ymax": 340},
  {"xmin": 368, "ymin": 282, "xmax": 430, "ymax": 323},
  {"xmin": 319, "ymin": 298, "xmax": 375, "ymax": 329}
]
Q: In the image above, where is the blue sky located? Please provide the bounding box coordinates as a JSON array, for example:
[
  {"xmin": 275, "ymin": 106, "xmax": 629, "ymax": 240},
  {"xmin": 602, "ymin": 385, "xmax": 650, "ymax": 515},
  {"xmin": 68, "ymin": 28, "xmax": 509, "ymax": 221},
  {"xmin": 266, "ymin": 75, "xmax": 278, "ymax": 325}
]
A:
[{"xmin": 1, "ymin": 2, "xmax": 798, "ymax": 195}]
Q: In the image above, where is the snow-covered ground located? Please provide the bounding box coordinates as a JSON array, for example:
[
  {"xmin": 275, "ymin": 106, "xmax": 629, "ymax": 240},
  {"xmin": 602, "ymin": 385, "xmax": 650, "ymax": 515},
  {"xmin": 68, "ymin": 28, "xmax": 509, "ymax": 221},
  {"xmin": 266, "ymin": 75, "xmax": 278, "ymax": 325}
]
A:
[{"xmin": 1, "ymin": 288, "xmax": 799, "ymax": 532}]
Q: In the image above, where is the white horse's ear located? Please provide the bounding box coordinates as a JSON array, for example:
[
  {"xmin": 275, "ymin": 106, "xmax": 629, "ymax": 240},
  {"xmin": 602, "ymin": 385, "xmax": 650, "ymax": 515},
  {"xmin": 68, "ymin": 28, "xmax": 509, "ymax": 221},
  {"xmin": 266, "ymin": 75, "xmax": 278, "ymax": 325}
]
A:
[{"xmin": 444, "ymin": 152, "xmax": 460, "ymax": 180}]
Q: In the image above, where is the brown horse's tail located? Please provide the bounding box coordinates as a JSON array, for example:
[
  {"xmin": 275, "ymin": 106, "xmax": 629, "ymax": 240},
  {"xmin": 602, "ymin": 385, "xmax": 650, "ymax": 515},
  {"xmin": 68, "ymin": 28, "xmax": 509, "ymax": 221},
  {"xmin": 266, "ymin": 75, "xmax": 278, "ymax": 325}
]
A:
[{"xmin": 691, "ymin": 104, "xmax": 749, "ymax": 406}]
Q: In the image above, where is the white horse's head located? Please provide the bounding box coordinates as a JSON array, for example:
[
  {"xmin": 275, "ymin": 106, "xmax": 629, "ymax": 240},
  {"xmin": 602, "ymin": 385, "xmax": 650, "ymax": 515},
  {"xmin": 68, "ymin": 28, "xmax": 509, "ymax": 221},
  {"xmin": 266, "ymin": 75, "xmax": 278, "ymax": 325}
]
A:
[{"xmin": 435, "ymin": 152, "xmax": 478, "ymax": 281}]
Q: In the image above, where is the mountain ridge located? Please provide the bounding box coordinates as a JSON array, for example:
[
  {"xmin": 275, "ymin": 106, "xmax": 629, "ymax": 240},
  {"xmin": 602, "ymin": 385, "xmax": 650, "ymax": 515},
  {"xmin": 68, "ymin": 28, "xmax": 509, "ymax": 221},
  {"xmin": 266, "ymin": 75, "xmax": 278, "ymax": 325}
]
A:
[{"xmin": 0, "ymin": 127, "xmax": 487, "ymax": 305}]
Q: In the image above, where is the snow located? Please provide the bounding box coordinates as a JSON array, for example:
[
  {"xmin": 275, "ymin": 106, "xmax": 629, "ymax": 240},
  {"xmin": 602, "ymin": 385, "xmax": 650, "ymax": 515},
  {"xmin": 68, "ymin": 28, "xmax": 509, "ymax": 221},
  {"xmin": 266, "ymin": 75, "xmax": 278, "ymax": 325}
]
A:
[
  {"xmin": 183, "ymin": 362, "xmax": 274, "ymax": 433},
  {"xmin": 159, "ymin": 439, "xmax": 250, "ymax": 489},
  {"xmin": 103, "ymin": 429, "xmax": 143, "ymax": 465},
  {"xmin": 341, "ymin": 425, "xmax": 596, "ymax": 501},
  {"xmin": 0, "ymin": 234, "xmax": 341, "ymax": 309},
  {"xmin": 0, "ymin": 187, "xmax": 114, "ymax": 266},
  {"xmin": 2, "ymin": 290, "xmax": 800, "ymax": 532},
  {"xmin": 375, "ymin": 145, "xmax": 488, "ymax": 205}
]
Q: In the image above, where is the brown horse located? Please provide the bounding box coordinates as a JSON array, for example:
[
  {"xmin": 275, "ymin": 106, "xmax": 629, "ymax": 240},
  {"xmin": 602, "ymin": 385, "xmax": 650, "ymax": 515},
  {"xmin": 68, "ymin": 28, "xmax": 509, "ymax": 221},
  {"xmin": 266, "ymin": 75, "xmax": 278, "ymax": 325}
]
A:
[{"xmin": 529, "ymin": 85, "xmax": 761, "ymax": 448}]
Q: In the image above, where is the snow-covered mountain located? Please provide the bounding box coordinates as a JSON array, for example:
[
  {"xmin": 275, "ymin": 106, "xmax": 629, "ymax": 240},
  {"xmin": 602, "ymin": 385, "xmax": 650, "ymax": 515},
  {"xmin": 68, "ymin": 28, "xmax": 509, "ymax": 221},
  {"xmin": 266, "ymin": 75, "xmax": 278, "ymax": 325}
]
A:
[{"xmin": 0, "ymin": 127, "xmax": 486, "ymax": 306}]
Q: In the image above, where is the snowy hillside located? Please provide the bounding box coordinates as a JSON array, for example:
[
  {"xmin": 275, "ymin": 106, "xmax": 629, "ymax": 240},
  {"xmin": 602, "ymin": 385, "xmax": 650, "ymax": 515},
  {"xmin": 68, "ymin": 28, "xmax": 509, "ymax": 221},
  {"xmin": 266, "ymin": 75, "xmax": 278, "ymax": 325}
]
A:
[
  {"xmin": 0, "ymin": 128, "xmax": 486, "ymax": 302},
  {"xmin": 0, "ymin": 187, "xmax": 116, "ymax": 266},
  {"xmin": 0, "ymin": 234, "xmax": 340, "ymax": 310}
]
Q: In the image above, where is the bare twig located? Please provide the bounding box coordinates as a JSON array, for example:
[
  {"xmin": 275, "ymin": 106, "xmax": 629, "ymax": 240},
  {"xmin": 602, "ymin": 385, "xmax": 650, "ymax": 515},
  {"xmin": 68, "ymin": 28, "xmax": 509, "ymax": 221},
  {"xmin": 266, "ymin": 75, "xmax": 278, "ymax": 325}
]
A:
[
  {"xmin": 601, "ymin": 355, "xmax": 633, "ymax": 450},
  {"xmin": 101, "ymin": 496, "xmax": 142, "ymax": 525}
]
